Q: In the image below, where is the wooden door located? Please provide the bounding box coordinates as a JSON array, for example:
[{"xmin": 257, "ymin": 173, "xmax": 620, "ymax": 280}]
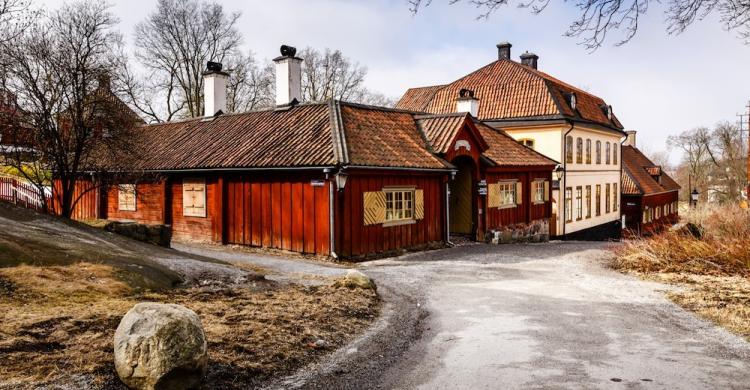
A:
[{"xmin": 450, "ymin": 159, "xmax": 474, "ymax": 235}]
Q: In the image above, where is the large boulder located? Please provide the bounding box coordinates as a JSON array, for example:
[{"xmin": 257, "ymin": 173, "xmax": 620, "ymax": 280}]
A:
[
  {"xmin": 336, "ymin": 269, "xmax": 377, "ymax": 291},
  {"xmin": 114, "ymin": 303, "xmax": 207, "ymax": 390}
]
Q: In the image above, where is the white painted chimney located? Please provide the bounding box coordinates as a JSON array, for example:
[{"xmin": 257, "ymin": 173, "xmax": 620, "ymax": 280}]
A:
[
  {"xmin": 456, "ymin": 89, "xmax": 479, "ymax": 117},
  {"xmin": 274, "ymin": 45, "xmax": 303, "ymax": 107},
  {"xmin": 203, "ymin": 61, "xmax": 228, "ymax": 117},
  {"xmin": 625, "ymin": 130, "xmax": 637, "ymax": 147}
]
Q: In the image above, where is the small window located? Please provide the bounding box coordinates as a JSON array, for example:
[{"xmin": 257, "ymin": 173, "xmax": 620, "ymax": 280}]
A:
[
  {"xmin": 565, "ymin": 136, "xmax": 573, "ymax": 163},
  {"xmin": 596, "ymin": 141, "xmax": 601, "ymax": 164},
  {"xmin": 605, "ymin": 183, "xmax": 611, "ymax": 213},
  {"xmin": 613, "ymin": 183, "xmax": 618, "ymax": 211},
  {"xmin": 533, "ymin": 180, "xmax": 545, "ymax": 203},
  {"xmin": 595, "ymin": 184, "xmax": 601, "ymax": 216},
  {"xmin": 576, "ymin": 138, "xmax": 583, "ymax": 164},
  {"xmin": 565, "ymin": 187, "xmax": 572, "ymax": 223},
  {"xmin": 498, "ymin": 181, "xmax": 517, "ymax": 207},
  {"xmin": 585, "ymin": 185, "xmax": 592, "ymax": 218},
  {"xmin": 385, "ymin": 188, "xmax": 414, "ymax": 222},
  {"xmin": 606, "ymin": 143, "xmax": 611, "ymax": 165},
  {"xmin": 576, "ymin": 186, "xmax": 583, "ymax": 220},
  {"xmin": 518, "ymin": 138, "xmax": 535, "ymax": 149},
  {"xmin": 183, "ymin": 178, "xmax": 207, "ymax": 217},
  {"xmin": 118, "ymin": 184, "xmax": 136, "ymax": 211},
  {"xmin": 613, "ymin": 144, "xmax": 618, "ymax": 165},
  {"xmin": 586, "ymin": 139, "xmax": 592, "ymax": 164}
]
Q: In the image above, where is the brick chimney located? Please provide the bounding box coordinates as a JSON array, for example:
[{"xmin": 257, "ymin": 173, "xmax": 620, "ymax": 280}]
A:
[
  {"xmin": 520, "ymin": 51, "xmax": 539, "ymax": 69},
  {"xmin": 456, "ymin": 89, "xmax": 479, "ymax": 117},
  {"xmin": 497, "ymin": 42, "xmax": 512, "ymax": 60},
  {"xmin": 273, "ymin": 45, "xmax": 303, "ymax": 107},
  {"xmin": 625, "ymin": 130, "xmax": 637, "ymax": 147},
  {"xmin": 203, "ymin": 61, "xmax": 228, "ymax": 117}
]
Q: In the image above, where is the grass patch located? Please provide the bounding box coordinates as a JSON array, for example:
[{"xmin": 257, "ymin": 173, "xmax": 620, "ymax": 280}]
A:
[
  {"xmin": 613, "ymin": 204, "xmax": 750, "ymax": 340},
  {"xmin": 0, "ymin": 263, "xmax": 379, "ymax": 389}
]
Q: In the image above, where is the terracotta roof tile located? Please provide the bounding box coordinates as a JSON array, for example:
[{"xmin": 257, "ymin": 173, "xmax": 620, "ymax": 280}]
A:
[
  {"xmin": 415, "ymin": 113, "xmax": 468, "ymax": 154},
  {"xmin": 396, "ymin": 59, "xmax": 623, "ymax": 130},
  {"xmin": 474, "ymin": 120, "xmax": 558, "ymax": 166},
  {"xmin": 622, "ymin": 145, "xmax": 680, "ymax": 196}
]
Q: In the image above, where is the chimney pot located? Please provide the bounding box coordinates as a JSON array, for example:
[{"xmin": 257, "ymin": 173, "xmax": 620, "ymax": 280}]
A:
[
  {"xmin": 456, "ymin": 89, "xmax": 479, "ymax": 117},
  {"xmin": 497, "ymin": 42, "xmax": 512, "ymax": 60},
  {"xmin": 520, "ymin": 51, "xmax": 539, "ymax": 69},
  {"xmin": 203, "ymin": 61, "xmax": 228, "ymax": 117},
  {"xmin": 274, "ymin": 44, "xmax": 303, "ymax": 107},
  {"xmin": 625, "ymin": 130, "xmax": 637, "ymax": 147}
]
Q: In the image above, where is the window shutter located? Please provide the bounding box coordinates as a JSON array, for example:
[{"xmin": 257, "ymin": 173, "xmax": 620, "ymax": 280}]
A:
[
  {"xmin": 414, "ymin": 189, "xmax": 424, "ymax": 220},
  {"xmin": 487, "ymin": 183, "xmax": 500, "ymax": 208},
  {"xmin": 183, "ymin": 179, "xmax": 206, "ymax": 217},
  {"xmin": 516, "ymin": 181, "xmax": 523, "ymax": 205},
  {"xmin": 543, "ymin": 181, "xmax": 550, "ymax": 201},
  {"xmin": 363, "ymin": 191, "xmax": 386, "ymax": 225}
]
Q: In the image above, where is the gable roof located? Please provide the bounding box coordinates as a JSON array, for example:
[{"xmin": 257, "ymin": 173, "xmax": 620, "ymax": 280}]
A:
[
  {"xmin": 621, "ymin": 145, "xmax": 680, "ymax": 196},
  {"xmin": 112, "ymin": 101, "xmax": 451, "ymax": 172},
  {"xmin": 396, "ymin": 59, "xmax": 624, "ymax": 131}
]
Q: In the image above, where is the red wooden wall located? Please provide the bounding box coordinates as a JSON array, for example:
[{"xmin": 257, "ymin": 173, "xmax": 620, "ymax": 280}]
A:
[
  {"xmin": 54, "ymin": 178, "xmax": 98, "ymax": 220},
  {"xmin": 223, "ymin": 173, "xmax": 330, "ymax": 256},
  {"xmin": 623, "ymin": 190, "xmax": 679, "ymax": 235},
  {"xmin": 170, "ymin": 176, "xmax": 217, "ymax": 242},
  {"xmin": 107, "ymin": 180, "xmax": 166, "ymax": 224},
  {"xmin": 335, "ymin": 170, "xmax": 446, "ymax": 258},
  {"xmin": 483, "ymin": 168, "xmax": 552, "ymax": 230}
]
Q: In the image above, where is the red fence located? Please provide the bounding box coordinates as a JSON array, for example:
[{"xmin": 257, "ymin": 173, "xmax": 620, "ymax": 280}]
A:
[{"xmin": 0, "ymin": 176, "xmax": 51, "ymax": 212}]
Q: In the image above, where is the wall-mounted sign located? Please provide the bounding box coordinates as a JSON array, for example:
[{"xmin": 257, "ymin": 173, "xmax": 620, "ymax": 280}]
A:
[
  {"xmin": 310, "ymin": 180, "xmax": 325, "ymax": 187},
  {"xmin": 478, "ymin": 179, "xmax": 487, "ymax": 187},
  {"xmin": 455, "ymin": 139, "xmax": 471, "ymax": 151},
  {"xmin": 478, "ymin": 187, "xmax": 488, "ymax": 196}
]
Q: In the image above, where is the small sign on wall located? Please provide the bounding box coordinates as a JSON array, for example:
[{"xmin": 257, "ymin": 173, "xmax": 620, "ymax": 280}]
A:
[{"xmin": 310, "ymin": 180, "xmax": 325, "ymax": 187}]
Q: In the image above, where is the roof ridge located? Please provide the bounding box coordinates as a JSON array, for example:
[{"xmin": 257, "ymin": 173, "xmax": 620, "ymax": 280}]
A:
[
  {"xmin": 337, "ymin": 100, "xmax": 423, "ymax": 115},
  {"xmin": 474, "ymin": 119, "xmax": 559, "ymax": 165}
]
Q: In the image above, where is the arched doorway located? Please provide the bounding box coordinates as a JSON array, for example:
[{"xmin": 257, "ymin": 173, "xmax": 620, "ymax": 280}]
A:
[{"xmin": 449, "ymin": 156, "xmax": 476, "ymax": 236}]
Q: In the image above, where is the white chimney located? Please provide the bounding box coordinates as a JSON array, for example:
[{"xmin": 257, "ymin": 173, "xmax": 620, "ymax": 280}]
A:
[
  {"xmin": 274, "ymin": 45, "xmax": 303, "ymax": 106},
  {"xmin": 203, "ymin": 61, "xmax": 228, "ymax": 117},
  {"xmin": 625, "ymin": 130, "xmax": 637, "ymax": 147},
  {"xmin": 456, "ymin": 88, "xmax": 479, "ymax": 117}
]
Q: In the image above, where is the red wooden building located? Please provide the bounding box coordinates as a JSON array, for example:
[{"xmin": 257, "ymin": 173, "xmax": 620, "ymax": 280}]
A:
[
  {"xmin": 621, "ymin": 131, "xmax": 680, "ymax": 235},
  {"xmin": 67, "ymin": 46, "xmax": 556, "ymax": 259}
]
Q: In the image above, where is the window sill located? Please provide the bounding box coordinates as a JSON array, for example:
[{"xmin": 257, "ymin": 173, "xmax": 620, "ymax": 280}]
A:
[
  {"xmin": 498, "ymin": 204, "xmax": 517, "ymax": 210},
  {"xmin": 383, "ymin": 219, "xmax": 416, "ymax": 228},
  {"xmin": 532, "ymin": 200, "xmax": 545, "ymax": 205}
]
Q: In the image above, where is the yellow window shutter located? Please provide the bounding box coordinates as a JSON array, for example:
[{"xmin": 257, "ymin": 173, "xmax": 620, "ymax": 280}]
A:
[
  {"xmin": 363, "ymin": 191, "xmax": 386, "ymax": 226},
  {"xmin": 516, "ymin": 181, "xmax": 523, "ymax": 205},
  {"xmin": 544, "ymin": 181, "xmax": 550, "ymax": 201},
  {"xmin": 414, "ymin": 189, "xmax": 424, "ymax": 220},
  {"xmin": 487, "ymin": 183, "xmax": 500, "ymax": 208}
]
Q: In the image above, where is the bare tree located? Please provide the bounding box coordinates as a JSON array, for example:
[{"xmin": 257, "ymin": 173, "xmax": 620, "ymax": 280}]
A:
[
  {"xmin": 668, "ymin": 127, "xmax": 712, "ymax": 201},
  {"xmin": 225, "ymin": 50, "xmax": 274, "ymax": 113},
  {"xmin": 0, "ymin": 0, "xmax": 140, "ymax": 217},
  {"xmin": 128, "ymin": 0, "xmax": 242, "ymax": 121},
  {"xmin": 409, "ymin": 0, "xmax": 750, "ymax": 50},
  {"xmin": 0, "ymin": 0, "xmax": 35, "ymax": 44},
  {"xmin": 297, "ymin": 47, "xmax": 395, "ymax": 106}
]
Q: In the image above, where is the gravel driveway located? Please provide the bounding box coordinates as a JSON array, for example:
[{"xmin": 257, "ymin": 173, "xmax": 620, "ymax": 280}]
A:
[{"xmin": 174, "ymin": 240, "xmax": 750, "ymax": 389}]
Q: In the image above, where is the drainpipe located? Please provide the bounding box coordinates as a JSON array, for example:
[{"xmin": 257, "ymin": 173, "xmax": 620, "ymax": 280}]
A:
[
  {"xmin": 446, "ymin": 181, "xmax": 452, "ymax": 245},
  {"xmin": 324, "ymin": 168, "xmax": 338, "ymax": 259},
  {"xmin": 561, "ymin": 120, "xmax": 574, "ymax": 239},
  {"xmin": 619, "ymin": 134, "xmax": 627, "ymax": 239}
]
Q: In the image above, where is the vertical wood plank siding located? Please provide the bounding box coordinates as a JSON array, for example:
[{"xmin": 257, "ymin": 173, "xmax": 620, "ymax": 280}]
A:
[
  {"xmin": 484, "ymin": 168, "xmax": 552, "ymax": 230},
  {"xmin": 54, "ymin": 178, "xmax": 99, "ymax": 220},
  {"xmin": 335, "ymin": 171, "xmax": 446, "ymax": 258},
  {"xmin": 107, "ymin": 180, "xmax": 166, "ymax": 224},
  {"xmin": 224, "ymin": 173, "xmax": 330, "ymax": 256}
]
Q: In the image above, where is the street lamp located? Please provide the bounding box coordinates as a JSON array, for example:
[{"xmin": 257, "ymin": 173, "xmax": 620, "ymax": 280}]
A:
[
  {"xmin": 335, "ymin": 171, "xmax": 348, "ymax": 192},
  {"xmin": 554, "ymin": 165, "xmax": 565, "ymax": 181},
  {"xmin": 690, "ymin": 188, "xmax": 699, "ymax": 207}
]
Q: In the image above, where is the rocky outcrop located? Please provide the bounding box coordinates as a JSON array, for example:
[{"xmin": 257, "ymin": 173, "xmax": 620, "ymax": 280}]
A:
[
  {"xmin": 335, "ymin": 270, "xmax": 377, "ymax": 291},
  {"xmin": 114, "ymin": 303, "xmax": 207, "ymax": 390},
  {"xmin": 105, "ymin": 221, "xmax": 171, "ymax": 247}
]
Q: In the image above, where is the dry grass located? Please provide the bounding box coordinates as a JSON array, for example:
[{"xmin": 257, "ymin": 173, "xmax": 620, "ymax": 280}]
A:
[
  {"xmin": 0, "ymin": 263, "xmax": 379, "ymax": 390},
  {"xmin": 612, "ymin": 204, "xmax": 750, "ymax": 341}
]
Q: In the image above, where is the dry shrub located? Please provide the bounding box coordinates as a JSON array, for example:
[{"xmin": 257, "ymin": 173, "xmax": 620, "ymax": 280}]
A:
[{"xmin": 614, "ymin": 204, "xmax": 750, "ymax": 276}]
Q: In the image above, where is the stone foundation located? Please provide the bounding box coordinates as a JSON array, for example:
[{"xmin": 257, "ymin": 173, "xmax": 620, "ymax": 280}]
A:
[{"xmin": 485, "ymin": 219, "xmax": 550, "ymax": 244}]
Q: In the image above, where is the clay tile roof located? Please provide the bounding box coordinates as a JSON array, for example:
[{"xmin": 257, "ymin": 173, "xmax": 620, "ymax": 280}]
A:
[
  {"xmin": 396, "ymin": 59, "xmax": 623, "ymax": 131},
  {"xmin": 415, "ymin": 113, "xmax": 469, "ymax": 154},
  {"xmin": 339, "ymin": 102, "xmax": 450, "ymax": 169},
  {"xmin": 621, "ymin": 145, "xmax": 680, "ymax": 196},
  {"xmin": 473, "ymin": 120, "xmax": 558, "ymax": 166},
  {"xmin": 117, "ymin": 101, "xmax": 450, "ymax": 172}
]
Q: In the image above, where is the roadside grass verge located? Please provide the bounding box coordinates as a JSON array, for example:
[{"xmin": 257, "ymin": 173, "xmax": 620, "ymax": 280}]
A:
[
  {"xmin": 613, "ymin": 204, "xmax": 750, "ymax": 340},
  {"xmin": 0, "ymin": 262, "xmax": 379, "ymax": 389}
]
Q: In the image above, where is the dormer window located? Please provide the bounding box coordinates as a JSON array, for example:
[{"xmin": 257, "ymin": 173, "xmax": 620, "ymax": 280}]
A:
[
  {"xmin": 600, "ymin": 104, "xmax": 613, "ymax": 120},
  {"xmin": 566, "ymin": 92, "xmax": 577, "ymax": 111}
]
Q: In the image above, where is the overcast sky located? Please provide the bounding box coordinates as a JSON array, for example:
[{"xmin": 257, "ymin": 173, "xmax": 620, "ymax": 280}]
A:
[{"xmin": 42, "ymin": 0, "xmax": 750, "ymax": 162}]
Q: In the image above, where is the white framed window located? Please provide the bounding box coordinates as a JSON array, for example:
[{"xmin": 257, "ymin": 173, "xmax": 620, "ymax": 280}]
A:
[
  {"xmin": 183, "ymin": 178, "xmax": 206, "ymax": 217},
  {"xmin": 605, "ymin": 183, "xmax": 611, "ymax": 213},
  {"xmin": 613, "ymin": 144, "xmax": 618, "ymax": 165},
  {"xmin": 613, "ymin": 183, "xmax": 618, "ymax": 211},
  {"xmin": 118, "ymin": 184, "xmax": 136, "ymax": 211},
  {"xmin": 576, "ymin": 186, "xmax": 583, "ymax": 220},
  {"xmin": 498, "ymin": 181, "xmax": 517, "ymax": 207},
  {"xmin": 576, "ymin": 137, "xmax": 583, "ymax": 164},
  {"xmin": 565, "ymin": 187, "xmax": 572, "ymax": 223},
  {"xmin": 533, "ymin": 180, "xmax": 545, "ymax": 204},
  {"xmin": 586, "ymin": 139, "xmax": 592, "ymax": 164},
  {"xmin": 385, "ymin": 188, "xmax": 414, "ymax": 222},
  {"xmin": 585, "ymin": 185, "xmax": 592, "ymax": 218},
  {"xmin": 518, "ymin": 138, "xmax": 535, "ymax": 149},
  {"xmin": 606, "ymin": 143, "xmax": 611, "ymax": 164}
]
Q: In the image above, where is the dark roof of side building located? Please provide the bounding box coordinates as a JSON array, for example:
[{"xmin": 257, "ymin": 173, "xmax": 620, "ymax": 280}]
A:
[{"xmin": 621, "ymin": 145, "xmax": 680, "ymax": 196}]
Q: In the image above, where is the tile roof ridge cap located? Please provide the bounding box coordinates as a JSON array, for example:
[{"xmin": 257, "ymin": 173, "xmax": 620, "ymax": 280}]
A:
[
  {"xmin": 338, "ymin": 100, "xmax": 422, "ymax": 114},
  {"xmin": 139, "ymin": 101, "xmax": 330, "ymax": 128}
]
